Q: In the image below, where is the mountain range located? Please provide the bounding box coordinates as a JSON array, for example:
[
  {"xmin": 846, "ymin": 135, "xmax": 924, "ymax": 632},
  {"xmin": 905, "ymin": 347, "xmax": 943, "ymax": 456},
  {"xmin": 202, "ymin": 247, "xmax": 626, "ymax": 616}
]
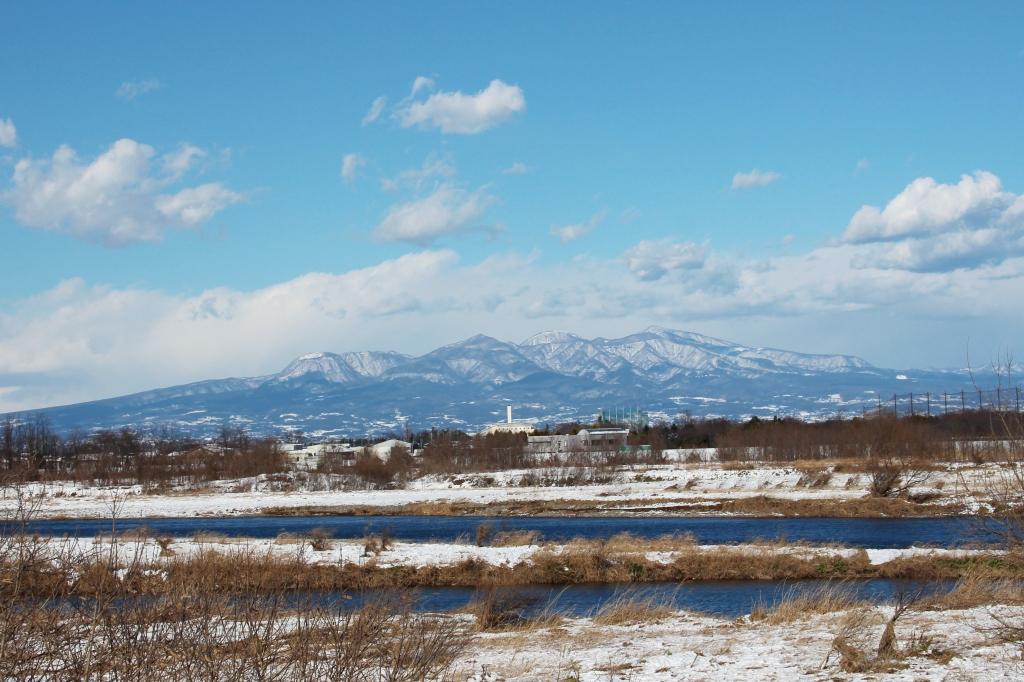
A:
[{"xmin": 8, "ymin": 327, "xmax": 982, "ymax": 437}]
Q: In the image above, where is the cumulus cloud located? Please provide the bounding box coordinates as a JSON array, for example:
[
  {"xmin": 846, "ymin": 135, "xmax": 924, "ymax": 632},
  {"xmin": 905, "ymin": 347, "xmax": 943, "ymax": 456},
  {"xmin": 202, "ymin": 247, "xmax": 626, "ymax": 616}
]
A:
[
  {"xmin": 732, "ymin": 169, "xmax": 782, "ymax": 189},
  {"xmin": 115, "ymin": 79, "xmax": 162, "ymax": 100},
  {"xmin": 397, "ymin": 79, "xmax": 525, "ymax": 134},
  {"xmin": 341, "ymin": 153, "xmax": 365, "ymax": 184},
  {"xmin": 841, "ymin": 171, "xmax": 1024, "ymax": 272},
  {"xmin": 0, "ymin": 118, "xmax": 16, "ymax": 147},
  {"xmin": 624, "ymin": 238, "xmax": 708, "ymax": 281},
  {"xmin": 361, "ymin": 96, "xmax": 387, "ymax": 126},
  {"xmin": 372, "ymin": 184, "xmax": 495, "ymax": 245},
  {"xmin": 843, "ymin": 171, "xmax": 1014, "ymax": 243},
  {"xmin": 550, "ymin": 210, "xmax": 606, "ymax": 243},
  {"xmin": 3, "ymin": 138, "xmax": 243, "ymax": 245}
]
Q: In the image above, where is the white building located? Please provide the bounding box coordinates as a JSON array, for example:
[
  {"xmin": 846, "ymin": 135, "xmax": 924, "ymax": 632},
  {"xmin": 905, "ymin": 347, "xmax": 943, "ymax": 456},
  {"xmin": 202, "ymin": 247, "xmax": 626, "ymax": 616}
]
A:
[
  {"xmin": 482, "ymin": 406, "xmax": 536, "ymax": 435},
  {"xmin": 284, "ymin": 442, "xmax": 355, "ymax": 470},
  {"xmin": 527, "ymin": 427, "xmax": 630, "ymax": 456},
  {"xmin": 368, "ymin": 439, "xmax": 411, "ymax": 462}
]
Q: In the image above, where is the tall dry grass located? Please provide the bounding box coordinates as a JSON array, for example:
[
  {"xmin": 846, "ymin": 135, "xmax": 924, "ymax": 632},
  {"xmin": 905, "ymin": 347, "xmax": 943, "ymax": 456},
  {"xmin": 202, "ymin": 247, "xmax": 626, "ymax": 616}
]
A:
[
  {"xmin": 0, "ymin": 496, "xmax": 469, "ymax": 680},
  {"xmin": 750, "ymin": 581, "xmax": 867, "ymax": 624}
]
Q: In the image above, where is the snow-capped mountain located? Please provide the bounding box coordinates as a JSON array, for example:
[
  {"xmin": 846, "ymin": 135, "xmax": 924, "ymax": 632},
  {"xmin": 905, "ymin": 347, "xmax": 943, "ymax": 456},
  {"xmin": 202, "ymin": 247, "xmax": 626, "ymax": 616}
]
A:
[
  {"xmin": 10, "ymin": 327, "xmax": 978, "ymax": 437},
  {"xmin": 274, "ymin": 351, "xmax": 409, "ymax": 384},
  {"xmin": 521, "ymin": 326, "xmax": 869, "ymax": 382}
]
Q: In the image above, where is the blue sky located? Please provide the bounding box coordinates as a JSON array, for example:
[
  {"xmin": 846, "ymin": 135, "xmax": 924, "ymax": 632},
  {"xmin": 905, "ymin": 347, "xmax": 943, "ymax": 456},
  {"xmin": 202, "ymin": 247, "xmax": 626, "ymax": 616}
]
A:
[{"xmin": 2, "ymin": 2, "xmax": 1024, "ymax": 410}]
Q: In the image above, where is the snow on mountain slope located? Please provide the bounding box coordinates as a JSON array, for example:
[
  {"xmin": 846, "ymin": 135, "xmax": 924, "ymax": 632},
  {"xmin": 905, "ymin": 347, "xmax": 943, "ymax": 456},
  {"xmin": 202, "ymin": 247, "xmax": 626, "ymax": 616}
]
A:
[
  {"xmin": 386, "ymin": 334, "xmax": 541, "ymax": 385},
  {"xmin": 521, "ymin": 326, "xmax": 872, "ymax": 382},
  {"xmin": 273, "ymin": 351, "xmax": 409, "ymax": 384},
  {"xmin": 519, "ymin": 331, "xmax": 627, "ymax": 380},
  {"xmin": 14, "ymin": 327, "xmax": 946, "ymax": 437}
]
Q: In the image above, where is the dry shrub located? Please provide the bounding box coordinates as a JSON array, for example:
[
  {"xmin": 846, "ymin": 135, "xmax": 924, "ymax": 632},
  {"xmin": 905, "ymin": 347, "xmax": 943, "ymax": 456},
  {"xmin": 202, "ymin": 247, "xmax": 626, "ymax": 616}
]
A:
[
  {"xmin": 797, "ymin": 467, "xmax": 833, "ymax": 487},
  {"xmin": 751, "ymin": 581, "xmax": 867, "ymax": 624},
  {"xmin": 593, "ymin": 592, "xmax": 675, "ymax": 625},
  {"xmin": 156, "ymin": 536, "xmax": 174, "ymax": 557},
  {"xmin": 464, "ymin": 588, "xmax": 561, "ymax": 631},
  {"xmin": 490, "ymin": 530, "xmax": 540, "ymax": 547},
  {"xmin": 309, "ymin": 527, "xmax": 332, "ymax": 551},
  {"xmin": 475, "ymin": 522, "xmax": 493, "ymax": 547},
  {"xmin": 923, "ymin": 568, "xmax": 1024, "ymax": 610},
  {"xmin": 827, "ymin": 593, "xmax": 921, "ymax": 673},
  {"xmin": 830, "ymin": 606, "xmax": 878, "ymax": 672},
  {"xmin": 275, "ymin": 531, "xmax": 303, "ymax": 545},
  {"xmin": 0, "ymin": 500, "xmax": 469, "ymax": 680}
]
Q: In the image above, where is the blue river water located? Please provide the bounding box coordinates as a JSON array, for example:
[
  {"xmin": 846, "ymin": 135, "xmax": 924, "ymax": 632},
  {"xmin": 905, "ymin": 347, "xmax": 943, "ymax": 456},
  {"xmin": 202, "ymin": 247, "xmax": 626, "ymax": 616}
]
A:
[
  {"xmin": 303, "ymin": 578, "xmax": 953, "ymax": 619},
  {"xmin": 11, "ymin": 514, "xmax": 985, "ymax": 548}
]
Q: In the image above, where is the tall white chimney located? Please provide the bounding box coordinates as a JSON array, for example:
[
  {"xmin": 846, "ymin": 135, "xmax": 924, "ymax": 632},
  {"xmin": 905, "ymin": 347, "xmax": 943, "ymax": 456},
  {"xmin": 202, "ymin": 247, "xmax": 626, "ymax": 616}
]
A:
[{"xmin": 506, "ymin": 405, "xmax": 513, "ymax": 424}]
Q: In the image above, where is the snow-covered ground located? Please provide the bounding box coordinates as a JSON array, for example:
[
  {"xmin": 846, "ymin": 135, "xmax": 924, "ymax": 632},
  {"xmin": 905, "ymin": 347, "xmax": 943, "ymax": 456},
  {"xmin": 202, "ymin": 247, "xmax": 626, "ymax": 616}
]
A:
[
  {"xmin": 22, "ymin": 535, "xmax": 999, "ymax": 570},
  {"xmin": 453, "ymin": 606, "xmax": 1023, "ymax": 680},
  {"xmin": 0, "ymin": 461, "xmax": 1001, "ymax": 519}
]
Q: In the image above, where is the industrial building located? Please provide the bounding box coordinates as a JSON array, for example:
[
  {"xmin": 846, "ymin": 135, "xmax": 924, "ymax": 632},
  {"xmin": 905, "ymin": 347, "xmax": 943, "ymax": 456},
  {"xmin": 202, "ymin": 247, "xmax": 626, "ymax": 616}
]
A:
[
  {"xmin": 481, "ymin": 405, "xmax": 536, "ymax": 435},
  {"xmin": 526, "ymin": 427, "xmax": 630, "ymax": 456}
]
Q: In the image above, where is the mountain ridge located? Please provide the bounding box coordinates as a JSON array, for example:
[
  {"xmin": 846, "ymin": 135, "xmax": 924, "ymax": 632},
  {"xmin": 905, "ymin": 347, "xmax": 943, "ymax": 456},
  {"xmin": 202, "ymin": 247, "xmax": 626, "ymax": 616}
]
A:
[{"xmin": 4, "ymin": 328, "xmax": 982, "ymax": 437}]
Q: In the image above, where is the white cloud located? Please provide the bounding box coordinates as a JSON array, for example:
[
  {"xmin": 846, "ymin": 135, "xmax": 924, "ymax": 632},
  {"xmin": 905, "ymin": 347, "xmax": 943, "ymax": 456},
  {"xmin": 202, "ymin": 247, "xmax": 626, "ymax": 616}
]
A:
[
  {"xmin": 4, "ymin": 237, "xmax": 1024, "ymax": 411},
  {"xmin": 624, "ymin": 238, "xmax": 708, "ymax": 281},
  {"xmin": 843, "ymin": 171, "xmax": 1012, "ymax": 243},
  {"xmin": 115, "ymin": 79, "xmax": 162, "ymax": 101},
  {"xmin": 341, "ymin": 153, "xmax": 365, "ymax": 184},
  {"xmin": 0, "ymin": 118, "xmax": 16, "ymax": 147},
  {"xmin": 361, "ymin": 96, "xmax": 387, "ymax": 126},
  {"xmin": 410, "ymin": 76, "xmax": 435, "ymax": 96},
  {"xmin": 154, "ymin": 183, "xmax": 243, "ymax": 226},
  {"xmin": 162, "ymin": 144, "xmax": 206, "ymax": 179},
  {"xmin": 397, "ymin": 79, "xmax": 525, "ymax": 134},
  {"xmin": 732, "ymin": 169, "xmax": 782, "ymax": 189},
  {"xmin": 3, "ymin": 138, "xmax": 242, "ymax": 245},
  {"xmin": 5, "ymin": 170, "xmax": 1024, "ymax": 411},
  {"xmin": 501, "ymin": 162, "xmax": 530, "ymax": 175},
  {"xmin": 550, "ymin": 210, "xmax": 606, "ymax": 243},
  {"xmin": 380, "ymin": 156, "xmax": 455, "ymax": 193},
  {"xmin": 373, "ymin": 184, "xmax": 495, "ymax": 245},
  {"xmin": 840, "ymin": 170, "xmax": 1024, "ymax": 272}
]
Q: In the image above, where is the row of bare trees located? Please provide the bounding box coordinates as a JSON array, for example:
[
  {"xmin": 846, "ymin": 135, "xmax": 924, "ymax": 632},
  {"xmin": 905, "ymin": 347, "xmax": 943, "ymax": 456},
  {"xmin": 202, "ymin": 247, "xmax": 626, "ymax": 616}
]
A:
[{"xmin": 1, "ymin": 417, "xmax": 287, "ymax": 487}]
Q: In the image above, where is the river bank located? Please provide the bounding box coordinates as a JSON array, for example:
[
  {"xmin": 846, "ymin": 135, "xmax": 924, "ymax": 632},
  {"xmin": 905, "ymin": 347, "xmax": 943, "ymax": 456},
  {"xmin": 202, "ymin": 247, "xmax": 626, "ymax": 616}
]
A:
[{"xmin": 1, "ymin": 460, "xmax": 1003, "ymax": 519}]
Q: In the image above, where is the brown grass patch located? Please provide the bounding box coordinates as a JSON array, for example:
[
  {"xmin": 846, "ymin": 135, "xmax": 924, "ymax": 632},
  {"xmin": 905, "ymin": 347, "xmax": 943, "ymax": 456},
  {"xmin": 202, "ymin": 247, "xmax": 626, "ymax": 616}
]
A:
[
  {"xmin": 463, "ymin": 588, "xmax": 562, "ymax": 632},
  {"xmin": 751, "ymin": 581, "xmax": 868, "ymax": 624},
  {"xmin": 490, "ymin": 530, "xmax": 541, "ymax": 547},
  {"xmin": 593, "ymin": 592, "xmax": 676, "ymax": 625}
]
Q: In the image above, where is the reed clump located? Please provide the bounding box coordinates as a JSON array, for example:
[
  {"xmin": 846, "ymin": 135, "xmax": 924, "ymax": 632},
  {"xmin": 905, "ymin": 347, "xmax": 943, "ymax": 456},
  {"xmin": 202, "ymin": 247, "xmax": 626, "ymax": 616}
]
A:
[
  {"xmin": 751, "ymin": 582, "xmax": 868, "ymax": 624},
  {"xmin": 592, "ymin": 592, "xmax": 676, "ymax": 625}
]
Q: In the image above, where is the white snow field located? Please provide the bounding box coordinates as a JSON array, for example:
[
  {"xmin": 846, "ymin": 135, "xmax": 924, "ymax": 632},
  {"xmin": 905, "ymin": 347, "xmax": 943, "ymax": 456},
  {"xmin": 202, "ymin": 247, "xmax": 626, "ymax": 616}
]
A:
[
  {"xmin": 453, "ymin": 606, "xmax": 1022, "ymax": 680},
  {"xmin": 0, "ymin": 460, "xmax": 1000, "ymax": 519}
]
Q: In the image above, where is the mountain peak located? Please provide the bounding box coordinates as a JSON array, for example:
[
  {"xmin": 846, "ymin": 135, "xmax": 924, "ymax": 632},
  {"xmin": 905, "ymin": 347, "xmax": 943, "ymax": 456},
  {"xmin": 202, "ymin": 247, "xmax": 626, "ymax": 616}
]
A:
[{"xmin": 520, "ymin": 330, "xmax": 585, "ymax": 346}]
